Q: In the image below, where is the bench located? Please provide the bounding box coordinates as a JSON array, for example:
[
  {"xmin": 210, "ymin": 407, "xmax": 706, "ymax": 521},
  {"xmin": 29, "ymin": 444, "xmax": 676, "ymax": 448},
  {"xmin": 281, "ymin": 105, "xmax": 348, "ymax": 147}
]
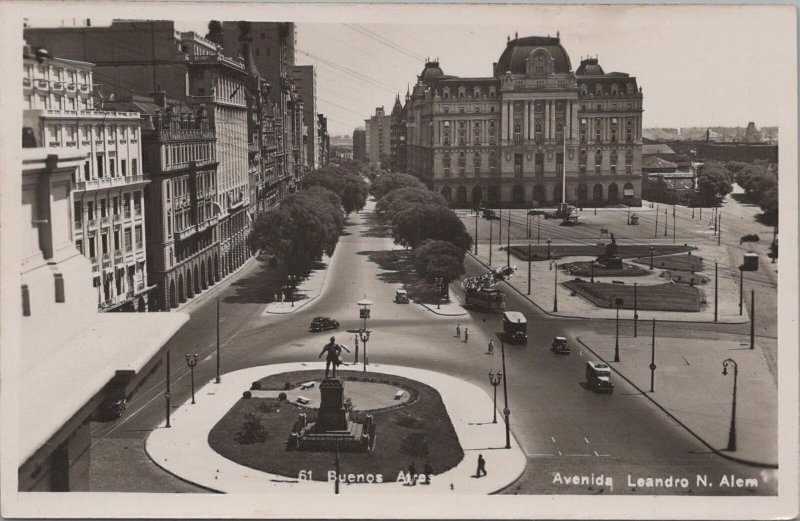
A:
[
  {"xmin": 296, "ymin": 396, "xmax": 311, "ymax": 405},
  {"xmin": 612, "ymin": 280, "xmax": 625, "ymax": 285},
  {"xmin": 394, "ymin": 390, "xmax": 404, "ymax": 400},
  {"xmin": 300, "ymin": 381, "xmax": 315, "ymax": 390}
]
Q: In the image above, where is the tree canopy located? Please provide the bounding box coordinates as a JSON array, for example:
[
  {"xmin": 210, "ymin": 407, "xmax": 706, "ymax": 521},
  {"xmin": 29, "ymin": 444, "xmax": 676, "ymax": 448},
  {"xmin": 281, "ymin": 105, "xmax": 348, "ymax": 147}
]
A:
[
  {"xmin": 695, "ymin": 165, "xmax": 732, "ymax": 206},
  {"xmin": 370, "ymin": 173, "xmax": 425, "ymax": 200},
  {"xmin": 376, "ymin": 186, "xmax": 448, "ymax": 222},
  {"xmin": 392, "ymin": 203, "xmax": 472, "ymax": 251},
  {"xmin": 412, "ymin": 240, "xmax": 466, "ymax": 284},
  {"xmin": 302, "ymin": 165, "xmax": 369, "ymax": 215}
]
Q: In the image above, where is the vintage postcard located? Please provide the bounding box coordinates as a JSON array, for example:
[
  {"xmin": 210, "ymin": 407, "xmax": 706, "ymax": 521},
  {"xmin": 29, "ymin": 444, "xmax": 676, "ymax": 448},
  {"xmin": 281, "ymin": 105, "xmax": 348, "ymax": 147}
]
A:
[{"xmin": 0, "ymin": 1, "xmax": 797, "ymax": 519}]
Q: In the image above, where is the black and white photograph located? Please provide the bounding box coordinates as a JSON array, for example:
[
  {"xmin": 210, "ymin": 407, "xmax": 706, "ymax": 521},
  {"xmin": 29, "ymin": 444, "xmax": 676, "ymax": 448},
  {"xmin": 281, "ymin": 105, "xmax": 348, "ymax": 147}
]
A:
[{"xmin": 0, "ymin": 2, "xmax": 797, "ymax": 519}]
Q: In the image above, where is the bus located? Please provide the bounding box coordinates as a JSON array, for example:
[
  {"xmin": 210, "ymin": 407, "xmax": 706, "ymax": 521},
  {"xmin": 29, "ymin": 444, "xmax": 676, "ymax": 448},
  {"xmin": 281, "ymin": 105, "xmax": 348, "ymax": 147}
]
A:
[
  {"xmin": 502, "ymin": 311, "xmax": 527, "ymax": 344},
  {"xmin": 465, "ymin": 287, "xmax": 505, "ymax": 312}
]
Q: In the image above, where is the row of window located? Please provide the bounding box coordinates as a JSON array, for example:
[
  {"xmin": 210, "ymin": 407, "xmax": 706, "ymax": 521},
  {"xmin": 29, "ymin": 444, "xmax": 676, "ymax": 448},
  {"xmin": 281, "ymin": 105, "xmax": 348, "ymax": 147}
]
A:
[
  {"xmin": 74, "ymin": 192, "xmax": 142, "ymax": 224},
  {"xmin": 25, "ymin": 63, "xmax": 90, "ymax": 84},
  {"xmin": 578, "ymin": 83, "xmax": 637, "ymax": 97},
  {"xmin": 440, "ymin": 85, "xmax": 497, "ymax": 100},
  {"xmin": 46, "ymin": 123, "xmax": 139, "ymax": 147},
  {"xmin": 79, "ymin": 155, "xmax": 139, "ymax": 182},
  {"xmin": 26, "ymin": 93, "xmax": 91, "ymax": 112},
  {"xmin": 76, "ymin": 224, "xmax": 143, "ymax": 258}
]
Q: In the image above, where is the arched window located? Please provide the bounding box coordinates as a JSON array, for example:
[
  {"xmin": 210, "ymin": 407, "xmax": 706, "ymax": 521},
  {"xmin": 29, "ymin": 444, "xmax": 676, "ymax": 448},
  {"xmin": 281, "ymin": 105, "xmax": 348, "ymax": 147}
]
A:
[
  {"xmin": 580, "ymin": 84, "xmax": 588, "ymax": 97},
  {"xmin": 595, "ymin": 84, "xmax": 603, "ymax": 96},
  {"xmin": 456, "ymin": 186, "xmax": 467, "ymax": 204},
  {"xmin": 610, "ymin": 84, "xmax": 618, "ymax": 95},
  {"xmin": 626, "ymin": 83, "xmax": 635, "ymax": 94},
  {"xmin": 610, "ymin": 149, "xmax": 618, "ymax": 166},
  {"xmin": 512, "ymin": 185, "xmax": 525, "ymax": 203}
]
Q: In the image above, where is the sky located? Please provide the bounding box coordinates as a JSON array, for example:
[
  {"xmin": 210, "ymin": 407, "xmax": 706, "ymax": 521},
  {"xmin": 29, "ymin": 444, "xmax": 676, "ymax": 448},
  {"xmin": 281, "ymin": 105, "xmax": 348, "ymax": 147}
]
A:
[{"xmin": 24, "ymin": 4, "xmax": 793, "ymax": 137}]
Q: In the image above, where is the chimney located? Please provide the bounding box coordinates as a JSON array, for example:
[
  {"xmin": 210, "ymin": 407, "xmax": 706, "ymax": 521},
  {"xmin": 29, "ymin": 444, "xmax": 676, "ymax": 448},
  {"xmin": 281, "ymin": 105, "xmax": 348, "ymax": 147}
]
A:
[{"xmin": 150, "ymin": 91, "xmax": 167, "ymax": 109}]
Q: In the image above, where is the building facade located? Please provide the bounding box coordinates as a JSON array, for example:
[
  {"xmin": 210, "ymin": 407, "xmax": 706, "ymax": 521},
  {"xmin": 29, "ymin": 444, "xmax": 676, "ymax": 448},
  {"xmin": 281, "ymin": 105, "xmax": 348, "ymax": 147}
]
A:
[
  {"xmin": 353, "ymin": 128, "xmax": 367, "ymax": 161},
  {"xmin": 318, "ymin": 113, "xmax": 330, "ymax": 167},
  {"xmin": 390, "ymin": 93, "xmax": 409, "ymax": 173},
  {"xmin": 365, "ymin": 106, "xmax": 392, "ymax": 163},
  {"xmin": 405, "ymin": 36, "xmax": 643, "ymax": 208},
  {"xmin": 23, "ymin": 49, "xmax": 152, "ymax": 311},
  {"xmin": 289, "ymin": 64, "xmax": 319, "ymax": 171}
]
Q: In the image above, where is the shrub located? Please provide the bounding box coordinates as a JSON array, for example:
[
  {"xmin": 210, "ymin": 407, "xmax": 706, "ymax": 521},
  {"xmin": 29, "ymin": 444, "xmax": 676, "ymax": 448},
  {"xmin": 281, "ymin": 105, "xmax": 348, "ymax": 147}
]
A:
[
  {"xmin": 395, "ymin": 413, "xmax": 424, "ymax": 429},
  {"xmin": 242, "ymin": 391, "xmax": 252, "ymax": 399},
  {"xmin": 251, "ymin": 381, "xmax": 262, "ymax": 390},
  {"xmin": 278, "ymin": 392, "xmax": 288, "ymax": 402},
  {"xmin": 400, "ymin": 432, "xmax": 429, "ymax": 457},
  {"xmin": 236, "ymin": 412, "xmax": 268, "ymax": 444},
  {"xmin": 258, "ymin": 401, "xmax": 277, "ymax": 414},
  {"xmin": 284, "ymin": 382, "xmax": 293, "ymax": 390}
]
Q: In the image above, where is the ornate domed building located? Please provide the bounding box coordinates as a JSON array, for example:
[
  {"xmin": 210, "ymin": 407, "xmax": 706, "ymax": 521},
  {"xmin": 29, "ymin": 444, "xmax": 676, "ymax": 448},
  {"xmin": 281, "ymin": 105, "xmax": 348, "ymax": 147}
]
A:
[{"xmin": 404, "ymin": 35, "xmax": 643, "ymax": 207}]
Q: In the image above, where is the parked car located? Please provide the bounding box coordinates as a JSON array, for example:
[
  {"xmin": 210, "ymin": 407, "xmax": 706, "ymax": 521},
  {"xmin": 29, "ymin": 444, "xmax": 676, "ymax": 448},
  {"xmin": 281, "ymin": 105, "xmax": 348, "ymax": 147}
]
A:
[
  {"xmin": 395, "ymin": 289, "xmax": 409, "ymax": 303},
  {"xmin": 481, "ymin": 208, "xmax": 498, "ymax": 220},
  {"xmin": 310, "ymin": 316, "xmax": 340, "ymax": 332}
]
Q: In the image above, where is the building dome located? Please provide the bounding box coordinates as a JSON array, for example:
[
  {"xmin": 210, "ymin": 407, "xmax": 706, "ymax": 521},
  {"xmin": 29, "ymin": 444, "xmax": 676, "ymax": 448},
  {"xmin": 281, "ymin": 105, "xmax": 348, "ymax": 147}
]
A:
[
  {"xmin": 576, "ymin": 58, "xmax": 605, "ymax": 76},
  {"xmin": 495, "ymin": 35, "xmax": 572, "ymax": 76},
  {"xmin": 419, "ymin": 60, "xmax": 445, "ymax": 83}
]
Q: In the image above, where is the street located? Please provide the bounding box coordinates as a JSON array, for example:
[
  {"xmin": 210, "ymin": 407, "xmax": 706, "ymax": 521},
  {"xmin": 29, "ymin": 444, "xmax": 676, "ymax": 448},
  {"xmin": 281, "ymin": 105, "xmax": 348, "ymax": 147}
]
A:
[{"xmin": 89, "ymin": 204, "xmax": 777, "ymax": 495}]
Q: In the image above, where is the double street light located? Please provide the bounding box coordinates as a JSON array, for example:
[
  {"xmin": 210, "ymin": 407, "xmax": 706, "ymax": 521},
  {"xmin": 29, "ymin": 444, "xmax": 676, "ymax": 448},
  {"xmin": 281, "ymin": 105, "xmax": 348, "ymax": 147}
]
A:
[
  {"xmin": 722, "ymin": 358, "xmax": 739, "ymax": 452},
  {"xmin": 611, "ymin": 297, "xmax": 623, "ymax": 362},
  {"xmin": 185, "ymin": 352, "xmax": 199, "ymax": 404},
  {"xmin": 488, "ymin": 369, "xmax": 502, "ymax": 424},
  {"xmin": 286, "ymin": 274, "xmax": 299, "ymax": 307},
  {"xmin": 500, "ymin": 339, "xmax": 511, "ymax": 449},
  {"xmin": 434, "ymin": 277, "xmax": 444, "ymax": 310},
  {"xmin": 357, "ymin": 298, "xmax": 373, "ymax": 372}
]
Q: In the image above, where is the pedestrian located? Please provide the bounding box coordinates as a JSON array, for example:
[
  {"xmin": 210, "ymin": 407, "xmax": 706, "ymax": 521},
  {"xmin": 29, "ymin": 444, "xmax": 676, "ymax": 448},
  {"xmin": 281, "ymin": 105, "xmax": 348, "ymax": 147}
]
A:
[
  {"xmin": 408, "ymin": 462, "xmax": 417, "ymax": 486},
  {"xmin": 464, "ymin": 327, "xmax": 469, "ymax": 343},
  {"xmin": 456, "ymin": 323, "xmax": 461, "ymax": 339},
  {"xmin": 488, "ymin": 339, "xmax": 495, "ymax": 355},
  {"xmin": 423, "ymin": 462, "xmax": 433, "ymax": 484},
  {"xmin": 476, "ymin": 454, "xmax": 487, "ymax": 478}
]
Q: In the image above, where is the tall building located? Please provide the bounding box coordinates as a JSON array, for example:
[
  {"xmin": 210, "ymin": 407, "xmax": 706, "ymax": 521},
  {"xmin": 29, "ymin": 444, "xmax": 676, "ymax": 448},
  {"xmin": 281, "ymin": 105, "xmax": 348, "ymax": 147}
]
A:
[
  {"xmin": 24, "ymin": 20, "xmax": 253, "ymax": 283},
  {"xmin": 405, "ymin": 35, "xmax": 643, "ymax": 207},
  {"xmin": 390, "ymin": 93, "xmax": 408, "ymax": 173},
  {"xmin": 365, "ymin": 106, "xmax": 392, "ymax": 163},
  {"xmin": 289, "ymin": 64, "xmax": 319, "ymax": 171},
  {"xmin": 352, "ymin": 128, "xmax": 366, "ymax": 161},
  {"xmin": 22, "ymin": 43, "xmax": 152, "ymax": 311},
  {"xmin": 317, "ymin": 113, "xmax": 330, "ymax": 166},
  {"xmin": 19, "ymin": 42, "xmax": 188, "ymax": 491}
]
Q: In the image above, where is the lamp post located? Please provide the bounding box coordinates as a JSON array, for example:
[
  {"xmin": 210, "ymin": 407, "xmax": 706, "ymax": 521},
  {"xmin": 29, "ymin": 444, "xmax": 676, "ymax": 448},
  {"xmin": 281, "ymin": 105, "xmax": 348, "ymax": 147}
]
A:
[
  {"xmin": 287, "ymin": 274, "xmax": 298, "ymax": 307},
  {"xmin": 649, "ymin": 246, "xmax": 654, "ymax": 270},
  {"xmin": 488, "ymin": 215, "xmax": 493, "ymax": 266},
  {"xmin": 722, "ymin": 358, "xmax": 738, "ymax": 452},
  {"xmin": 506, "ymin": 216, "xmax": 511, "ymax": 266},
  {"xmin": 649, "ymin": 318, "xmax": 657, "ymax": 392},
  {"xmin": 500, "ymin": 339, "xmax": 511, "ymax": 449},
  {"xmin": 553, "ymin": 261, "xmax": 559, "ymax": 312},
  {"xmin": 546, "ymin": 238, "xmax": 552, "ymax": 260},
  {"xmin": 537, "ymin": 214, "xmax": 541, "ymax": 245},
  {"xmin": 590, "ymin": 260, "xmax": 595, "ymax": 283},
  {"xmin": 185, "ymin": 352, "xmax": 199, "ymax": 404},
  {"xmin": 357, "ymin": 298, "xmax": 373, "ymax": 371},
  {"xmin": 165, "ymin": 351, "xmax": 172, "ymax": 428},
  {"xmin": 611, "ymin": 297, "xmax": 623, "ymax": 362},
  {"xmin": 216, "ymin": 298, "xmax": 221, "ymax": 383},
  {"xmin": 488, "ymin": 369, "xmax": 502, "ymax": 424},
  {"xmin": 527, "ymin": 243, "xmax": 532, "ymax": 295},
  {"xmin": 434, "ymin": 277, "xmax": 443, "ymax": 310},
  {"xmin": 474, "ymin": 206, "xmax": 479, "ymax": 255}
]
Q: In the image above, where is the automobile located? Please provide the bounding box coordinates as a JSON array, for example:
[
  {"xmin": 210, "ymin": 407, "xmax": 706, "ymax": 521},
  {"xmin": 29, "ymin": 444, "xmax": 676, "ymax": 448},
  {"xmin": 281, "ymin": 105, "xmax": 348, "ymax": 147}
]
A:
[
  {"xmin": 395, "ymin": 289, "xmax": 409, "ymax": 303},
  {"xmin": 310, "ymin": 316, "xmax": 340, "ymax": 332},
  {"xmin": 95, "ymin": 396, "xmax": 126, "ymax": 421},
  {"xmin": 481, "ymin": 208, "xmax": 498, "ymax": 220},
  {"xmin": 551, "ymin": 336, "xmax": 571, "ymax": 355},
  {"xmin": 585, "ymin": 361, "xmax": 614, "ymax": 393},
  {"xmin": 502, "ymin": 311, "xmax": 527, "ymax": 344}
]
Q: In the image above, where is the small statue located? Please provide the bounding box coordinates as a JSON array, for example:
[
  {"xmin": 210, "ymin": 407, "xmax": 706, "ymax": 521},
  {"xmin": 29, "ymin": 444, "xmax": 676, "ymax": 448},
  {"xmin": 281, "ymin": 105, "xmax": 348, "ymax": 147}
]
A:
[{"xmin": 605, "ymin": 234, "xmax": 618, "ymax": 258}]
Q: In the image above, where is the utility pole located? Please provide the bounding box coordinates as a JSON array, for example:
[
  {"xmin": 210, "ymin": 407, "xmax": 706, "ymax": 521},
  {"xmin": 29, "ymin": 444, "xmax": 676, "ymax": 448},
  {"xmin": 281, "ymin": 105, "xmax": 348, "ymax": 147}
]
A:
[
  {"xmin": 739, "ymin": 269, "xmax": 743, "ymax": 315},
  {"xmin": 553, "ymin": 261, "xmax": 558, "ymax": 312},
  {"xmin": 165, "ymin": 351, "xmax": 171, "ymax": 428},
  {"xmin": 714, "ymin": 261, "xmax": 719, "ymax": 322},
  {"xmin": 633, "ymin": 282, "xmax": 638, "ymax": 337},
  {"xmin": 474, "ymin": 210, "xmax": 479, "ymax": 255},
  {"xmin": 216, "ymin": 298, "xmax": 221, "ymax": 383},
  {"xmin": 537, "ymin": 214, "xmax": 541, "ymax": 245},
  {"xmin": 506, "ymin": 216, "xmax": 511, "ymax": 266},
  {"xmin": 717, "ymin": 213, "xmax": 722, "ymax": 246},
  {"xmin": 672, "ymin": 206, "xmax": 676, "ymax": 244},
  {"xmin": 663, "ymin": 208, "xmax": 668, "ymax": 237},
  {"xmin": 649, "ymin": 319, "xmax": 656, "ymax": 392},
  {"xmin": 499, "ymin": 206, "xmax": 502, "ymax": 245},
  {"xmin": 750, "ymin": 290, "xmax": 755, "ymax": 349},
  {"xmin": 489, "ymin": 217, "xmax": 493, "ymax": 266},
  {"xmin": 654, "ymin": 210, "xmax": 659, "ymax": 239},
  {"xmin": 527, "ymin": 243, "xmax": 532, "ymax": 295}
]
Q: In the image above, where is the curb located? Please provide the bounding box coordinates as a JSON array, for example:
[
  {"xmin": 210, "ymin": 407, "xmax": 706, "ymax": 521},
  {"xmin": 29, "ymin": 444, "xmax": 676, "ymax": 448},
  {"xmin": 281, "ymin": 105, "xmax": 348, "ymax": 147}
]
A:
[
  {"xmin": 466, "ymin": 251, "xmax": 752, "ymax": 326},
  {"xmin": 575, "ymin": 336, "xmax": 778, "ymax": 469},
  {"xmin": 265, "ymin": 256, "xmax": 332, "ymax": 315},
  {"xmin": 416, "ymin": 287, "xmax": 469, "ymax": 317}
]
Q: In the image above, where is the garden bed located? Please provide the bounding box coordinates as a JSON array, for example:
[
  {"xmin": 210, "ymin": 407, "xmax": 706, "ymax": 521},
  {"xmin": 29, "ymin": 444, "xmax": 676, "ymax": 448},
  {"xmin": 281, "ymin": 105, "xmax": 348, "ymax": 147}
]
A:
[
  {"xmin": 562, "ymin": 280, "xmax": 703, "ymax": 312},
  {"xmin": 559, "ymin": 261, "xmax": 650, "ymax": 277},
  {"xmin": 630, "ymin": 253, "xmax": 704, "ymax": 271},
  {"xmin": 509, "ymin": 244, "xmax": 695, "ymax": 261},
  {"xmin": 208, "ymin": 370, "xmax": 464, "ymax": 482}
]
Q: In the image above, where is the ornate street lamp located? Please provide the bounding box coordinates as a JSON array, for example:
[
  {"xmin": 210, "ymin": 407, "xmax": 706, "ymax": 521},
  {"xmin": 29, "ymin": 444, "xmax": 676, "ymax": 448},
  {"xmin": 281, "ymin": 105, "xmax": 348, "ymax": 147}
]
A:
[
  {"xmin": 546, "ymin": 237, "xmax": 552, "ymax": 260},
  {"xmin": 185, "ymin": 352, "xmax": 199, "ymax": 404},
  {"xmin": 357, "ymin": 298, "xmax": 373, "ymax": 372},
  {"xmin": 488, "ymin": 369, "xmax": 502, "ymax": 424},
  {"xmin": 649, "ymin": 246, "xmax": 655, "ymax": 270},
  {"xmin": 611, "ymin": 297, "xmax": 623, "ymax": 362},
  {"xmin": 434, "ymin": 277, "xmax": 443, "ymax": 309},
  {"xmin": 287, "ymin": 274, "xmax": 298, "ymax": 307},
  {"xmin": 722, "ymin": 358, "xmax": 739, "ymax": 452},
  {"xmin": 500, "ymin": 338, "xmax": 511, "ymax": 449}
]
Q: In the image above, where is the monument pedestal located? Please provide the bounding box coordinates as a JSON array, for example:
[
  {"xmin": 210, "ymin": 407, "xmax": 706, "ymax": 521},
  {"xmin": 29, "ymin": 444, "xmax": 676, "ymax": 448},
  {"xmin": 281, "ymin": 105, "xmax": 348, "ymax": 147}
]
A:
[{"xmin": 292, "ymin": 377, "xmax": 374, "ymax": 453}]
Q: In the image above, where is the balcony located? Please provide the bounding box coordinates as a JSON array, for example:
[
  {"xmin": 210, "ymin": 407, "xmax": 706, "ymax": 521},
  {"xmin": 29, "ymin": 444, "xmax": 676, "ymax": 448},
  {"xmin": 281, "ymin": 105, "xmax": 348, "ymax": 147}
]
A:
[
  {"xmin": 52, "ymin": 82, "xmax": 64, "ymax": 92},
  {"xmin": 74, "ymin": 174, "xmax": 147, "ymax": 192},
  {"xmin": 36, "ymin": 79, "xmax": 49, "ymax": 90},
  {"xmin": 79, "ymin": 84, "xmax": 91, "ymax": 94},
  {"xmin": 101, "ymin": 215, "xmax": 112, "ymax": 225},
  {"xmin": 90, "ymin": 255, "xmax": 99, "ymax": 265},
  {"xmin": 43, "ymin": 109, "xmax": 140, "ymax": 120},
  {"xmin": 174, "ymin": 225, "xmax": 197, "ymax": 241},
  {"xmin": 23, "ymin": 77, "xmax": 31, "ymax": 88},
  {"xmin": 154, "ymin": 128, "xmax": 215, "ymax": 142}
]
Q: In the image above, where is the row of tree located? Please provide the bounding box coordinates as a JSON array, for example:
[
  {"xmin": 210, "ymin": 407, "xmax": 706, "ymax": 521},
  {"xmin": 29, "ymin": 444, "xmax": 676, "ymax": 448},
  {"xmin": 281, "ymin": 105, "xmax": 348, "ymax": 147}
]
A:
[
  {"xmin": 373, "ymin": 173, "xmax": 472, "ymax": 290},
  {"xmin": 249, "ymin": 164, "xmax": 369, "ymax": 275},
  {"xmin": 695, "ymin": 161, "xmax": 778, "ymax": 224}
]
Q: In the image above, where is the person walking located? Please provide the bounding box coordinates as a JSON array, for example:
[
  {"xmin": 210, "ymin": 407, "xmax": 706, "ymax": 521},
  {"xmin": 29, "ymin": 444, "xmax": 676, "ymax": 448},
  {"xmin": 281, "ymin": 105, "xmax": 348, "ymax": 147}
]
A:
[
  {"xmin": 476, "ymin": 454, "xmax": 487, "ymax": 478},
  {"xmin": 464, "ymin": 327, "xmax": 469, "ymax": 343},
  {"xmin": 487, "ymin": 339, "xmax": 495, "ymax": 355},
  {"xmin": 456, "ymin": 323, "xmax": 461, "ymax": 339}
]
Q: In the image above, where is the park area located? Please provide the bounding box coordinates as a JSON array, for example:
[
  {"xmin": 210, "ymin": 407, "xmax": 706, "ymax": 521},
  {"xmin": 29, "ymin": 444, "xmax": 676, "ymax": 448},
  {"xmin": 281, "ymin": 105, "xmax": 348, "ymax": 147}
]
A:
[
  {"xmin": 208, "ymin": 370, "xmax": 464, "ymax": 482},
  {"xmin": 508, "ymin": 243, "xmax": 695, "ymax": 261},
  {"xmin": 562, "ymin": 279, "xmax": 703, "ymax": 312}
]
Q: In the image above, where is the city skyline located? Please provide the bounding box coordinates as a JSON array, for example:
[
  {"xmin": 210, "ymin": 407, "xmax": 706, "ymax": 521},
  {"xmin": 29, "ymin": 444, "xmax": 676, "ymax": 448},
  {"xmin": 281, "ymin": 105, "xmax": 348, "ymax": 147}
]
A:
[{"xmin": 23, "ymin": 5, "xmax": 790, "ymax": 136}]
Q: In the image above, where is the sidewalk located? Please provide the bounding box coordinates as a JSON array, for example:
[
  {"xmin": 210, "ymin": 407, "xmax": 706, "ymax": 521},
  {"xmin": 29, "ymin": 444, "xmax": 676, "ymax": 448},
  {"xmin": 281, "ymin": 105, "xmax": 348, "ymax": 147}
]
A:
[
  {"xmin": 145, "ymin": 362, "xmax": 526, "ymax": 495},
  {"xmin": 576, "ymin": 332, "xmax": 777, "ymax": 467},
  {"xmin": 264, "ymin": 256, "xmax": 331, "ymax": 315},
  {"xmin": 470, "ymin": 239, "xmax": 749, "ymax": 324}
]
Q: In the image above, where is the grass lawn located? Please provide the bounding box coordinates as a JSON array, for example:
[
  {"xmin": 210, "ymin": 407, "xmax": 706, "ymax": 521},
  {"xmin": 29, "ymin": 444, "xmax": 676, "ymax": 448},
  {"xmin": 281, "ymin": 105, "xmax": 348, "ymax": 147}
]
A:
[
  {"xmin": 562, "ymin": 280, "xmax": 702, "ymax": 312},
  {"xmin": 509, "ymin": 244, "xmax": 695, "ymax": 261},
  {"xmin": 208, "ymin": 370, "xmax": 464, "ymax": 482},
  {"xmin": 630, "ymin": 253, "xmax": 704, "ymax": 271},
  {"xmin": 559, "ymin": 261, "xmax": 650, "ymax": 277}
]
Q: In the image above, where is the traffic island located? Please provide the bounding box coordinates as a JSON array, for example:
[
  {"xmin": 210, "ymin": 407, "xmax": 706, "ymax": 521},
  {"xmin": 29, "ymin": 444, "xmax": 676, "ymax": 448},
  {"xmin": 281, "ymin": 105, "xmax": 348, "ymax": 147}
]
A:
[{"xmin": 146, "ymin": 362, "xmax": 526, "ymax": 494}]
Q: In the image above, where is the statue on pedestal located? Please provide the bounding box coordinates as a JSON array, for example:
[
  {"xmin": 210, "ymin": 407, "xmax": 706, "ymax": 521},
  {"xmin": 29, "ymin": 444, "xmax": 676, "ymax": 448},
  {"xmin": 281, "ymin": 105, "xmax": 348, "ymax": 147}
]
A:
[{"xmin": 318, "ymin": 336, "xmax": 350, "ymax": 379}]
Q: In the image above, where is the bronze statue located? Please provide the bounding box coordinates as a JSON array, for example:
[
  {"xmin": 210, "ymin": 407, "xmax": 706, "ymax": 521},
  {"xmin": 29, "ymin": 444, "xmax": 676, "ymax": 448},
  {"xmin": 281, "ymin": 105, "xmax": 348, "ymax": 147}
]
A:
[
  {"xmin": 605, "ymin": 233, "xmax": 618, "ymax": 258},
  {"xmin": 319, "ymin": 336, "xmax": 351, "ymax": 379}
]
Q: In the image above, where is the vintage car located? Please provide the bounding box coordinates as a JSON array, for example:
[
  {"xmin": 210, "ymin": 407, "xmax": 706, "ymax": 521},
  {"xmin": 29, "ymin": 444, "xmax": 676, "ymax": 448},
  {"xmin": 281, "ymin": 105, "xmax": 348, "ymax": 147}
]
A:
[
  {"xmin": 502, "ymin": 311, "xmax": 528, "ymax": 345},
  {"xmin": 310, "ymin": 316, "xmax": 340, "ymax": 332},
  {"xmin": 585, "ymin": 361, "xmax": 615, "ymax": 393},
  {"xmin": 395, "ymin": 289, "xmax": 409, "ymax": 303},
  {"xmin": 551, "ymin": 336, "xmax": 571, "ymax": 355}
]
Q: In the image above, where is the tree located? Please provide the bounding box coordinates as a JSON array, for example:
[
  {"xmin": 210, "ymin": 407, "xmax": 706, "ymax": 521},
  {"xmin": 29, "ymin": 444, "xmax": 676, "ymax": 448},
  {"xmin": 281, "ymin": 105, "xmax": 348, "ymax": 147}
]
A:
[
  {"xmin": 412, "ymin": 240, "xmax": 466, "ymax": 285},
  {"xmin": 392, "ymin": 203, "xmax": 472, "ymax": 250},
  {"xmin": 249, "ymin": 188, "xmax": 344, "ymax": 274},
  {"xmin": 303, "ymin": 165, "xmax": 368, "ymax": 215},
  {"xmin": 759, "ymin": 186, "xmax": 778, "ymax": 225},
  {"xmin": 695, "ymin": 166, "xmax": 732, "ymax": 206},
  {"xmin": 370, "ymin": 173, "xmax": 425, "ymax": 200},
  {"xmin": 377, "ymin": 186, "xmax": 448, "ymax": 222}
]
